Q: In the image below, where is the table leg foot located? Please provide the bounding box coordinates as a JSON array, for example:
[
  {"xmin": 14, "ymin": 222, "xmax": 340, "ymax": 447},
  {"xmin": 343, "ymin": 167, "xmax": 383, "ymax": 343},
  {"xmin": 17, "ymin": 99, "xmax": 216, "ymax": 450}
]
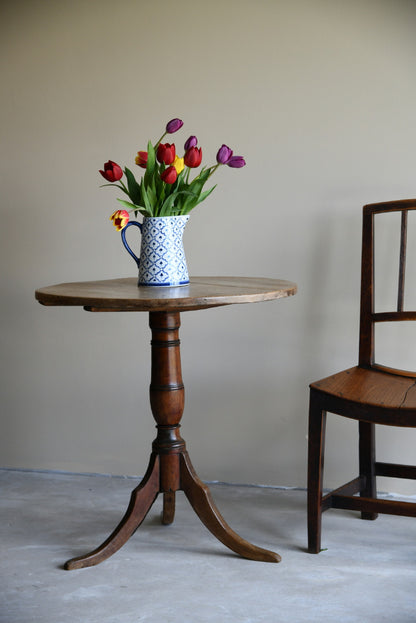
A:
[
  {"xmin": 180, "ymin": 452, "xmax": 281, "ymax": 563},
  {"xmin": 162, "ymin": 491, "xmax": 176, "ymax": 525},
  {"xmin": 64, "ymin": 454, "xmax": 160, "ymax": 570}
]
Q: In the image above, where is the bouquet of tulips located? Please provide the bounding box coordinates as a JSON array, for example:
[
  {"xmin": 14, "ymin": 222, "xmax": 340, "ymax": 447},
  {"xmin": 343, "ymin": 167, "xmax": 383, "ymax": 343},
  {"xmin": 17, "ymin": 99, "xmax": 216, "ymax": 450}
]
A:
[{"xmin": 99, "ymin": 118, "xmax": 246, "ymax": 231}]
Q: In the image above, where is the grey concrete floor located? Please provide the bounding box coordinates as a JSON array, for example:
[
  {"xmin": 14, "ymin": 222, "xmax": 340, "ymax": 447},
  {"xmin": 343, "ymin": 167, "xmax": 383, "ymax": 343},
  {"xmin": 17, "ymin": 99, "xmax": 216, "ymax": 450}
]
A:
[{"xmin": 1, "ymin": 469, "xmax": 416, "ymax": 623}]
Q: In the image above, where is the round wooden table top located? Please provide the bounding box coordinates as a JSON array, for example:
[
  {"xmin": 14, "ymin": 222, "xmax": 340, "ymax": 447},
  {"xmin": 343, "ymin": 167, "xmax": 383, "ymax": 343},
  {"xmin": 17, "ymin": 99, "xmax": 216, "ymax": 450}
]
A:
[{"xmin": 35, "ymin": 276, "xmax": 297, "ymax": 312}]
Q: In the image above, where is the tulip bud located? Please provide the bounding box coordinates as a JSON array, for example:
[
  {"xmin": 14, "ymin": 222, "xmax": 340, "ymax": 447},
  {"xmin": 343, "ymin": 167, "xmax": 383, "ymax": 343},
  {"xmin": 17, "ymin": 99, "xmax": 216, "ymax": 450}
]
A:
[
  {"xmin": 184, "ymin": 146, "xmax": 202, "ymax": 168},
  {"xmin": 157, "ymin": 143, "xmax": 176, "ymax": 165},
  {"xmin": 99, "ymin": 160, "xmax": 123, "ymax": 182},
  {"xmin": 184, "ymin": 135, "xmax": 198, "ymax": 151},
  {"xmin": 110, "ymin": 209, "xmax": 129, "ymax": 231},
  {"xmin": 161, "ymin": 166, "xmax": 178, "ymax": 184},
  {"xmin": 227, "ymin": 156, "xmax": 246, "ymax": 168},
  {"xmin": 166, "ymin": 118, "xmax": 183, "ymax": 134},
  {"xmin": 135, "ymin": 151, "xmax": 148, "ymax": 168},
  {"xmin": 216, "ymin": 144, "xmax": 233, "ymax": 165}
]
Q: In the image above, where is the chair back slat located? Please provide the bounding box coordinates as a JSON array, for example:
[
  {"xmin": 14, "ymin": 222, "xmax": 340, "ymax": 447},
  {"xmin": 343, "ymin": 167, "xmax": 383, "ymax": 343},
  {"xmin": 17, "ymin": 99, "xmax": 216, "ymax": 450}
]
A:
[
  {"xmin": 358, "ymin": 200, "xmax": 416, "ymax": 373},
  {"xmin": 397, "ymin": 209, "xmax": 408, "ymax": 312}
]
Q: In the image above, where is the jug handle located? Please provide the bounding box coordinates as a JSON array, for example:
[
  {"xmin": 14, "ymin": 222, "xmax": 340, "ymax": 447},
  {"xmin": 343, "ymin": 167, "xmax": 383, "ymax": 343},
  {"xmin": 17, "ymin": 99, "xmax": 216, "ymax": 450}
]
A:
[{"xmin": 121, "ymin": 221, "xmax": 142, "ymax": 269}]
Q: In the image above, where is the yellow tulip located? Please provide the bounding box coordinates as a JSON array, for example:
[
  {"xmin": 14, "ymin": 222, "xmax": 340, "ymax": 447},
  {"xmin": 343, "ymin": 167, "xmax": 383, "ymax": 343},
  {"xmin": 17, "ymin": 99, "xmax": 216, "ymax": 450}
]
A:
[{"xmin": 173, "ymin": 156, "xmax": 185, "ymax": 175}]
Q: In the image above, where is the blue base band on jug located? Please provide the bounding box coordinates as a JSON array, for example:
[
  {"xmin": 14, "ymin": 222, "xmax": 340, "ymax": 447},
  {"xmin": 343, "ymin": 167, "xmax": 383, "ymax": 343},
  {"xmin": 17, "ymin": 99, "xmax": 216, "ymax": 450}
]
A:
[{"xmin": 137, "ymin": 279, "xmax": 190, "ymax": 287}]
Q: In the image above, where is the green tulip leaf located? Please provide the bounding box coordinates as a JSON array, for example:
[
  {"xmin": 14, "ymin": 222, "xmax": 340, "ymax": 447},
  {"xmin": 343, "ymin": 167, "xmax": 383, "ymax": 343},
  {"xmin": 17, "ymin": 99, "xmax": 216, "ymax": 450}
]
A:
[
  {"xmin": 124, "ymin": 168, "xmax": 142, "ymax": 205},
  {"xmin": 160, "ymin": 190, "xmax": 194, "ymax": 217},
  {"xmin": 100, "ymin": 183, "xmax": 130, "ymax": 196},
  {"xmin": 116, "ymin": 198, "xmax": 140, "ymax": 210},
  {"xmin": 146, "ymin": 183, "xmax": 157, "ymax": 210},
  {"xmin": 140, "ymin": 183, "xmax": 154, "ymax": 216},
  {"xmin": 195, "ymin": 185, "xmax": 216, "ymax": 206},
  {"xmin": 144, "ymin": 141, "xmax": 156, "ymax": 187}
]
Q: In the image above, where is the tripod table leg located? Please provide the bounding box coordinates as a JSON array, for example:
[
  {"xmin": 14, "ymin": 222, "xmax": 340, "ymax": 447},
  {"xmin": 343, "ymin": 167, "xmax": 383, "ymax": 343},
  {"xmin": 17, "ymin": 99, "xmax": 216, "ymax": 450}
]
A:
[
  {"xmin": 162, "ymin": 491, "xmax": 176, "ymax": 525},
  {"xmin": 65, "ymin": 454, "xmax": 160, "ymax": 570},
  {"xmin": 180, "ymin": 451, "xmax": 281, "ymax": 563}
]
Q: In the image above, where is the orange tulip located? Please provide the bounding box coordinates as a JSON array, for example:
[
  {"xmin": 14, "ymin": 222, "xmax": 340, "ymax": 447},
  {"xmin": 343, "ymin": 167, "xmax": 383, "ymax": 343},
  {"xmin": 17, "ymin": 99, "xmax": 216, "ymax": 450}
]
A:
[{"xmin": 110, "ymin": 209, "xmax": 129, "ymax": 231}]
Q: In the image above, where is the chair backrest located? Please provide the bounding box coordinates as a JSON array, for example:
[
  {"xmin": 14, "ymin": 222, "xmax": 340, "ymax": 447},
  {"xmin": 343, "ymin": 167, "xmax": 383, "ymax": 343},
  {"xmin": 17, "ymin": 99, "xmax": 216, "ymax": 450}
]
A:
[{"xmin": 359, "ymin": 199, "xmax": 416, "ymax": 376}]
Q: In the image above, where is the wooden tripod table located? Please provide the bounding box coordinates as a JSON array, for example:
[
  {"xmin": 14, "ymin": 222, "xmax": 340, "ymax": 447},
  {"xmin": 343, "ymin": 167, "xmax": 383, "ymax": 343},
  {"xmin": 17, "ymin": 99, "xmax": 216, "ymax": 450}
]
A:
[{"xmin": 35, "ymin": 276, "xmax": 297, "ymax": 568}]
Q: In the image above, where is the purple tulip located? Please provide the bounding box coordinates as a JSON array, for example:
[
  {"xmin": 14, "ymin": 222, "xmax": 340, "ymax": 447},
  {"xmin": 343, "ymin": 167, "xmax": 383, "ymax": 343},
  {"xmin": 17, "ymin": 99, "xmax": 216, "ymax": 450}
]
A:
[
  {"xmin": 227, "ymin": 155, "xmax": 246, "ymax": 168},
  {"xmin": 184, "ymin": 135, "xmax": 198, "ymax": 151},
  {"xmin": 166, "ymin": 118, "xmax": 183, "ymax": 133},
  {"xmin": 216, "ymin": 144, "xmax": 233, "ymax": 164}
]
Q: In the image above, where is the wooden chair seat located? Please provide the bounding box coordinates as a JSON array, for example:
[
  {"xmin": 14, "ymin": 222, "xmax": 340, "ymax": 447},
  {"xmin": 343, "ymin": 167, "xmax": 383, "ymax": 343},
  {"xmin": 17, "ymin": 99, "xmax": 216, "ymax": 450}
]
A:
[
  {"xmin": 307, "ymin": 199, "xmax": 416, "ymax": 554},
  {"xmin": 311, "ymin": 366, "xmax": 416, "ymax": 423}
]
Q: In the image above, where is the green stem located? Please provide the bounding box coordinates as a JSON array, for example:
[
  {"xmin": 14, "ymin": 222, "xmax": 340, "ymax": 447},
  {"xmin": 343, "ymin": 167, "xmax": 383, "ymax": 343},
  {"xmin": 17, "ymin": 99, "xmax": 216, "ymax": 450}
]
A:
[
  {"xmin": 155, "ymin": 131, "xmax": 167, "ymax": 148},
  {"xmin": 207, "ymin": 164, "xmax": 220, "ymax": 179},
  {"xmin": 120, "ymin": 180, "xmax": 129, "ymax": 194}
]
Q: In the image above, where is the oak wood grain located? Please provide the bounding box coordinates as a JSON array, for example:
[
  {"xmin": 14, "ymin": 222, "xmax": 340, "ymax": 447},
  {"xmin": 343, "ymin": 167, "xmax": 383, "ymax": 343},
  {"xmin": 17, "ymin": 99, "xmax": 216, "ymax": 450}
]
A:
[
  {"xmin": 35, "ymin": 276, "xmax": 297, "ymax": 312},
  {"xmin": 311, "ymin": 366, "xmax": 416, "ymax": 412}
]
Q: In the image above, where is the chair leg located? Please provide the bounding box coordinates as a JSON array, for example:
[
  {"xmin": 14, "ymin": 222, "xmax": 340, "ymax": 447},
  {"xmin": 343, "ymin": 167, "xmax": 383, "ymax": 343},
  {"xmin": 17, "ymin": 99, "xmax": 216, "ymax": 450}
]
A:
[
  {"xmin": 307, "ymin": 390, "xmax": 327, "ymax": 553},
  {"xmin": 359, "ymin": 421, "xmax": 378, "ymax": 520}
]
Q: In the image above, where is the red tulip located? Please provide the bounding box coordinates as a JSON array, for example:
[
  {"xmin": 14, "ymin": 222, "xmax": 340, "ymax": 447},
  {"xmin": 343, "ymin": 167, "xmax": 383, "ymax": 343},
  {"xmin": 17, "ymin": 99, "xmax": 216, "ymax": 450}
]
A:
[
  {"xmin": 135, "ymin": 151, "xmax": 148, "ymax": 168},
  {"xmin": 99, "ymin": 160, "xmax": 123, "ymax": 182},
  {"xmin": 184, "ymin": 146, "xmax": 202, "ymax": 168},
  {"xmin": 160, "ymin": 166, "xmax": 178, "ymax": 184},
  {"xmin": 157, "ymin": 143, "xmax": 176, "ymax": 165}
]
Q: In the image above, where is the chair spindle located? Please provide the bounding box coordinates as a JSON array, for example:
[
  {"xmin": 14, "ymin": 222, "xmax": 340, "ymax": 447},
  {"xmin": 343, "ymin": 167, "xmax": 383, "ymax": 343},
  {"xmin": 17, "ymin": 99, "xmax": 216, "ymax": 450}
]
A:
[{"xmin": 397, "ymin": 209, "xmax": 408, "ymax": 312}]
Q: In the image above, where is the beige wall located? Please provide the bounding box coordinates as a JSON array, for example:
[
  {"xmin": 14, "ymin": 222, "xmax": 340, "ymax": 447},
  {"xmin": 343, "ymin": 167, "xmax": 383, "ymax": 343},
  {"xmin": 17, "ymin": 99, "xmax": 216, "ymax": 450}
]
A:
[{"xmin": 2, "ymin": 0, "xmax": 416, "ymax": 493}]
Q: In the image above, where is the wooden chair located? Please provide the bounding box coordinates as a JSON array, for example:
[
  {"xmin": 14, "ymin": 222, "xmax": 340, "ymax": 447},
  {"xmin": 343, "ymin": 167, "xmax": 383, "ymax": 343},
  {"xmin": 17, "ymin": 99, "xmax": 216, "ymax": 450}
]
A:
[{"xmin": 308, "ymin": 199, "xmax": 416, "ymax": 553}]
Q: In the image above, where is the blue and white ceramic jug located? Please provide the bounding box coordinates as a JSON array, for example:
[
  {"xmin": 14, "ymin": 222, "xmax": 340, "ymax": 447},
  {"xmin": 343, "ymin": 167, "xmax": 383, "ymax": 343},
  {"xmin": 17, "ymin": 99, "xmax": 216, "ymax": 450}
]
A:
[{"xmin": 121, "ymin": 215, "xmax": 189, "ymax": 287}]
